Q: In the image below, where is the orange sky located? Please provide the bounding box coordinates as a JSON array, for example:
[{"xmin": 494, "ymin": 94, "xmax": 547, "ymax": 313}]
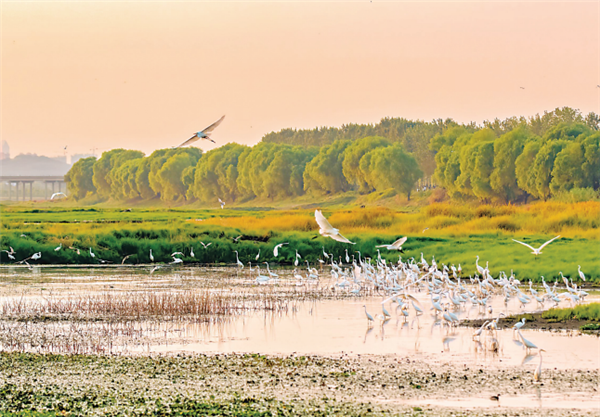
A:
[{"xmin": 2, "ymin": 1, "xmax": 599, "ymax": 159}]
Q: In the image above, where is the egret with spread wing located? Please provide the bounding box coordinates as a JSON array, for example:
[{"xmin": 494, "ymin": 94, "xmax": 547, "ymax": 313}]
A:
[
  {"xmin": 376, "ymin": 237, "xmax": 407, "ymax": 251},
  {"xmin": 512, "ymin": 236, "xmax": 560, "ymax": 256},
  {"xmin": 314, "ymin": 210, "xmax": 354, "ymax": 244},
  {"xmin": 176, "ymin": 115, "xmax": 225, "ymax": 147}
]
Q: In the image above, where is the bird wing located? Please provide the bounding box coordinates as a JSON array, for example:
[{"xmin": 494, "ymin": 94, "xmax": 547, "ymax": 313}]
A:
[
  {"xmin": 176, "ymin": 134, "xmax": 199, "ymax": 148},
  {"xmin": 375, "ymin": 244, "xmax": 388, "ymax": 248},
  {"xmin": 330, "ymin": 233, "xmax": 355, "ymax": 244},
  {"xmin": 512, "ymin": 239, "xmax": 536, "ymax": 252},
  {"xmin": 538, "ymin": 235, "xmax": 560, "ymax": 251},
  {"xmin": 314, "ymin": 210, "xmax": 334, "ymax": 232},
  {"xmin": 391, "ymin": 237, "xmax": 407, "ymax": 248},
  {"xmin": 202, "ymin": 115, "xmax": 225, "ymax": 134}
]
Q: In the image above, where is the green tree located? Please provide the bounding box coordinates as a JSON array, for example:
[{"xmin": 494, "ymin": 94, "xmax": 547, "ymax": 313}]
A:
[
  {"xmin": 361, "ymin": 143, "xmax": 422, "ymax": 200},
  {"xmin": 550, "ymin": 141, "xmax": 586, "ymax": 194},
  {"xmin": 515, "ymin": 140, "xmax": 541, "ymax": 198},
  {"xmin": 192, "ymin": 143, "xmax": 247, "ymax": 202},
  {"xmin": 490, "ymin": 127, "xmax": 530, "ymax": 202},
  {"xmin": 342, "ymin": 136, "xmax": 390, "ymax": 193},
  {"xmin": 92, "ymin": 149, "xmax": 144, "ymax": 199},
  {"xmin": 65, "ymin": 157, "xmax": 97, "ymax": 200},
  {"xmin": 156, "ymin": 148, "xmax": 202, "ymax": 202},
  {"xmin": 531, "ymin": 140, "xmax": 569, "ymax": 200},
  {"xmin": 303, "ymin": 140, "xmax": 352, "ymax": 195}
]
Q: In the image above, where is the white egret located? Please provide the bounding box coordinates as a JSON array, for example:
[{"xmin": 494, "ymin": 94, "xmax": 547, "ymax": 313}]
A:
[
  {"xmin": 89, "ymin": 248, "xmax": 95, "ymax": 258},
  {"xmin": 273, "ymin": 243, "xmax": 288, "ymax": 257},
  {"xmin": 233, "ymin": 250, "xmax": 244, "ymax": 268},
  {"xmin": 54, "ymin": 243, "xmax": 62, "ymax": 252},
  {"xmin": 200, "ymin": 242, "xmax": 212, "ymax": 249},
  {"xmin": 255, "ymin": 249, "xmax": 260, "ymax": 261},
  {"xmin": 376, "ymin": 237, "xmax": 407, "ymax": 251},
  {"xmin": 517, "ymin": 330, "xmax": 538, "ymax": 353},
  {"xmin": 314, "ymin": 210, "xmax": 354, "ymax": 244},
  {"xmin": 534, "ymin": 349, "xmax": 546, "ymax": 382},
  {"xmin": 69, "ymin": 246, "xmax": 81, "ymax": 255},
  {"xmin": 512, "ymin": 318, "xmax": 526, "ymax": 331},
  {"xmin": 149, "ymin": 249, "xmax": 154, "ymax": 262},
  {"xmin": 171, "ymin": 252, "xmax": 184, "ymax": 257},
  {"xmin": 263, "ymin": 262, "xmax": 278, "ymax": 278},
  {"xmin": 218, "ymin": 198, "xmax": 225, "ymax": 209},
  {"xmin": 190, "ymin": 247, "xmax": 195, "ymax": 258},
  {"xmin": 122, "ymin": 254, "xmax": 133, "ymax": 264},
  {"xmin": 176, "ymin": 115, "xmax": 225, "ymax": 147},
  {"xmin": 50, "ymin": 192, "xmax": 67, "ymax": 200},
  {"xmin": 170, "ymin": 257, "xmax": 183, "ymax": 264},
  {"xmin": 232, "ymin": 235, "xmax": 242, "ymax": 243},
  {"xmin": 345, "ymin": 249, "xmax": 350, "ymax": 264},
  {"xmin": 473, "ymin": 320, "xmax": 490, "ymax": 339},
  {"xmin": 512, "ymin": 236, "xmax": 560, "ymax": 256},
  {"xmin": 2, "ymin": 250, "xmax": 15, "ymax": 260},
  {"xmin": 578, "ymin": 265, "xmax": 586, "ymax": 282},
  {"xmin": 363, "ymin": 305, "xmax": 375, "ymax": 326}
]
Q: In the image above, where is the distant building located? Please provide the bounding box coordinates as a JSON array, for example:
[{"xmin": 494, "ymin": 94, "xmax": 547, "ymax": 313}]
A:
[
  {"xmin": 0, "ymin": 141, "xmax": 9, "ymax": 160},
  {"xmin": 71, "ymin": 153, "xmax": 96, "ymax": 165},
  {"xmin": 51, "ymin": 155, "xmax": 67, "ymax": 164}
]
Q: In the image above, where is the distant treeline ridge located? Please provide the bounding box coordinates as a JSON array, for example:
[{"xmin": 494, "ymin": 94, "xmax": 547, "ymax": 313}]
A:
[{"xmin": 65, "ymin": 107, "xmax": 599, "ymax": 204}]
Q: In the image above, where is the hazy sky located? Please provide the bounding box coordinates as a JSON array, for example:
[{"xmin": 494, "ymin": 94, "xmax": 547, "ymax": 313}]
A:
[{"xmin": 2, "ymin": 1, "xmax": 599, "ymax": 159}]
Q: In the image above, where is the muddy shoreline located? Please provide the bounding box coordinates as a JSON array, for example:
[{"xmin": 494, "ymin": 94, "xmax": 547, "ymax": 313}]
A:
[
  {"xmin": 1, "ymin": 352, "xmax": 598, "ymax": 416},
  {"xmin": 460, "ymin": 313, "xmax": 600, "ymax": 332}
]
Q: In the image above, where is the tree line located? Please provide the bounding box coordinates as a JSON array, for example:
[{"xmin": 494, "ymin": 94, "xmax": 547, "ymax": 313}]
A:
[{"xmin": 65, "ymin": 107, "xmax": 599, "ymax": 204}]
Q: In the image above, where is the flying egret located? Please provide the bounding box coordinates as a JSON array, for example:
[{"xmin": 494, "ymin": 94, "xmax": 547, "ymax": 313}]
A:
[
  {"xmin": 176, "ymin": 115, "xmax": 225, "ymax": 147},
  {"xmin": 122, "ymin": 254, "xmax": 133, "ymax": 264},
  {"xmin": 200, "ymin": 242, "xmax": 212, "ymax": 248},
  {"xmin": 170, "ymin": 257, "xmax": 183, "ymax": 264},
  {"xmin": 314, "ymin": 210, "xmax": 354, "ymax": 244},
  {"xmin": 218, "ymin": 198, "xmax": 225, "ymax": 209},
  {"xmin": 232, "ymin": 235, "xmax": 242, "ymax": 243},
  {"xmin": 578, "ymin": 265, "xmax": 586, "ymax": 282},
  {"xmin": 171, "ymin": 252, "xmax": 184, "ymax": 257},
  {"xmin": 50, "ymin": 192, "xmax": 67, "ymax": 200},
  {"xmin": 376, "ymin": 236, "xmax": 407, "ymax": 251},
  {"xmin": 273, "ymin": 243, "xmax": 288, "ymax": 257},
  {"xmin": 2, "ymin": 250, "xmax": 15, "ymax": 260},
  {"xmin": 69, "ymin": 246, "xmax": 81, "ymax": 255},
  {"xmin": 512, "ymin": 236, "xmax": 560, "ymax": 256},
  {"xmin": 534, "ymin": 349, "xmax": 546, "ymax": 382}
]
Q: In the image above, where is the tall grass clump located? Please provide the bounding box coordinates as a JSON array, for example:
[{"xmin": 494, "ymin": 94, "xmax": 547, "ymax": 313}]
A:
[{"xmin": 541, "ymin": 303, "xmax": 600, "ymax": 322}]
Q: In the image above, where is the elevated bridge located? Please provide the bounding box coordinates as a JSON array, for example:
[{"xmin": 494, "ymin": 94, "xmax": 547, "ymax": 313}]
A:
[{"xmin": 0, "ymin": 175, "xmax": 66, "ymax": 201}]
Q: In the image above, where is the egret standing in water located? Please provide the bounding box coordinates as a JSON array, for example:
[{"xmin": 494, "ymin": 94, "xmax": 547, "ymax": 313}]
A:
[
  {"xmin": 149, "ymin": 249, "xmax": 154, "ymax": 262},
  {"xmin": 363, "ymin": 305, "xmax": 375, "ymax": 326},
  {"xmin": 233, "ymin": 250, "xmax": 244, "ymax": 269},
  {"xmin": 534, "ymin": 349, "xmax": 546, "ymax": 382}
]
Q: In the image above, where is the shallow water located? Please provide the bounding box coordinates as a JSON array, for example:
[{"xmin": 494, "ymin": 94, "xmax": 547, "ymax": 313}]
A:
[
  {"xmin": 0, "ymin": 266, "xmax": 598, "ymax": 374},
  {"xmin": 394, "ymin": 391, "xmax": 600, "ymax": 410}
]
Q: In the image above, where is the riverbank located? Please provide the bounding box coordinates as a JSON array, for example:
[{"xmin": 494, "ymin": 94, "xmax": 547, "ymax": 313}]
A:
[{"xmin": 1, "ymin": 352, "xmax": 597, "ymax": 416}]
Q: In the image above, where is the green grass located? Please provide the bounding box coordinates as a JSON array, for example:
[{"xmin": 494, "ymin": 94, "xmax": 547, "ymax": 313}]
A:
[
  {"xmin": 1, "ymin": 203, "xmax": 598, "ymax": 282},
  {"xmin": 541, "ymin": 303, "xmax": 600, "ymax": 322}
]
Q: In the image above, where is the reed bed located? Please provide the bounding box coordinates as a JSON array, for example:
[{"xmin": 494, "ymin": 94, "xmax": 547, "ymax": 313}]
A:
[{"xmin": 0, "ymin": 290, "xmax": 294, "ymax": 322}]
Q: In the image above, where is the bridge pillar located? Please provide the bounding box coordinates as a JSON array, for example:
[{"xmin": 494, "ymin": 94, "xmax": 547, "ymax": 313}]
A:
[
  {"xmin": 8, "ymin": 182, "xmax": 11, "ymax": 201},
  {"xmin": 29, "ymin": 182, "xmax": 33, "ymax": 201},
  {"xmin": 45, "ymin": 182, "xmax": 48, "ymax": 200}
]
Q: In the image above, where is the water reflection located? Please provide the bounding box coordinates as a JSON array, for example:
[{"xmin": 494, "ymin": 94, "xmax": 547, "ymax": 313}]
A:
[{"xmin": 0, "ymin": 267, "xmax": 598, "ymax": 372}]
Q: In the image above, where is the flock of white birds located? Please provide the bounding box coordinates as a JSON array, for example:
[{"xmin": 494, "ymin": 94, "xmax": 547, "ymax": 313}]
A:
[{"xmin": 2, "ymin": 209, "xmax": 592, "ymax": 381}]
